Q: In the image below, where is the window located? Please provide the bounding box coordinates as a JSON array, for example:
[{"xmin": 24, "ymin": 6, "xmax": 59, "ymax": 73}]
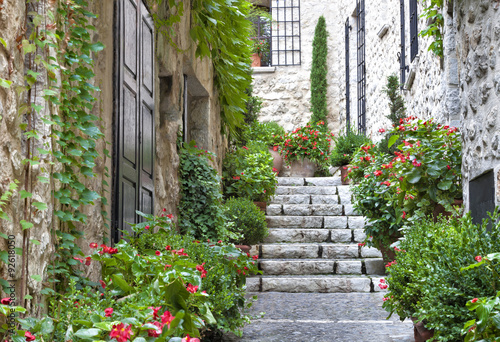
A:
[
  {"xmin": 409, "ymin": 0, "xmax": 418, "ymax": 62},
  {"xmin": 114, "ymin": 0, "xmax": 155, "ymax": 241},
  {"xmin": 345, "ymin": 18, "xmax": 351, "ymax": 132},
  {"xmin": 356, "ymin": 0, "xmax": 366, "ymax": 134},
  {"xmin": 249, "ymin": 13, "xmax": 272, "ymax": 66},
  {"xmin": 271, "ymin": 0, "xmax": 301, "ymax": 66},
  {"xmin": 399, "ymin": 0, "xmax": 407, "ymax": 89}
]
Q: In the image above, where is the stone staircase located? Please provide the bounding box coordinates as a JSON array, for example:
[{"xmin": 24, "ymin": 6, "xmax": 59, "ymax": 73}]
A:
[{"xmin": 247, "ymin": 177, "xmax": 387, "ymax": 293}]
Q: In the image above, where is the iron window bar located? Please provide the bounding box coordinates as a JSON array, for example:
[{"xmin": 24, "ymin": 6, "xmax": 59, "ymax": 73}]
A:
[
  {"xmin": 271, "ymin": 0, "xmax": 301, "ymax": 66},
  {"xmin": 410, "ymin": 0, "xmax": 419, "ymax": 62},
  {"xmin": 399, "ymin": 0, "xmax": 409, "ymax": 90},
  {"xmin": 356, "ymin": 0, "xmax": 366, "ymax": 135},
  {"xmin": 345, "ymin": 18, "xmax": 351, "ymax": 132}
]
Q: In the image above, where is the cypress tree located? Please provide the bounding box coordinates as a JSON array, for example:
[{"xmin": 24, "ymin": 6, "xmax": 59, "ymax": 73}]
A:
[{"xmin": 310, "ymin": 16, "xmax": 329, "ymax": 128}]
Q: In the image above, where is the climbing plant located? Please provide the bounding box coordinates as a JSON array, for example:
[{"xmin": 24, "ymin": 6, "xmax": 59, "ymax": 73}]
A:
[
  {"xmin": 310, "ymin": 15, "xmax": 328, "ymax": 129},
  {"xmin": 420, "ymin": 0, "xmax": 444, "ymax": 57}
]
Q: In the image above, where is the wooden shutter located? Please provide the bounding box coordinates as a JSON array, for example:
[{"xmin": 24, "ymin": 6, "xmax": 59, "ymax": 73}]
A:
[{"xmin": 114, "ymin": 0, "xmax": 155, "ymax": 241}]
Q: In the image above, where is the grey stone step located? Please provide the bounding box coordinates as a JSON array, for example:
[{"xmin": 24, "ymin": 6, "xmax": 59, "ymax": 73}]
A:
[
  {"xmin": 265, "ymin": 228, "xmax": 356, "ymax": 243},
  {"xmin": 276, "ymin": 186, "xmax": 338, "ymax": 196},
  {"xmin": 259, "ymin": 259, "xmax": 377, "ymax": 275},
  {"xmin": 261, "ymin": 243, "xmax": 381, "ymax": 259},
  {"xmin": 277, "ymin": 177, "xmax": 305, "ymax": 186},
  {"xmin": 280, "ymin": 204, "xmax": 343, "ymax": 216},
  {"xmin": 269, "ymin": 194, "xmax": 340, "ymax": 205},
  {"xmin": 256, "ymin": 275, "xmax": 373, "ymax": 293},
  {"xmin": 304, "ymin": 177, "xmax": 342, "ymax": 187},
  {"xmin": 266, "ymin": 216, "xmax": 324, "ymax": 228}
]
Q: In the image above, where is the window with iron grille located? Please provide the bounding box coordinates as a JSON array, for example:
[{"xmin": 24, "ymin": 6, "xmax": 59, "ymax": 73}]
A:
[
  {"xmin": 345, "ymin": 18, "xmax": 351, "ymax": 132},
  {"xmin": 356, "ymin": 0, "xmax": 366, "ymax": 134},
  {"xmin": 250, "ymin": 14, "xmax": 272, "ymax": 66},
  {"xmin": 399, "ymin": 0, "xmax": 407, "ymax": 89},
  {"xmin": 409, "ymin": 0, "xmax": 418, "ymax": 61},
  {"xmin": 271, "ymin": 0, "xmax": 301, "ymax": 66}
]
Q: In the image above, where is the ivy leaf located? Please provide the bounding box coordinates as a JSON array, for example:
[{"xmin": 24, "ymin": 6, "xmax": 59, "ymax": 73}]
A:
[
  {"xmin": 0, "ymin": 78, "xmax": 12, "ymax": 88},
  {"xmin": 30, "ymin": 239, "xmax": 40, "ymax": 245},
  {"xmin": 38, "ymin": 176, "xmax": 50, "ymax": 183},
  {"xmin": 0, "ymin": 251, "xmax": 8, "ymax": 265},
  {"xmin": 89, "ymin": 42, "xmax": 105, "ymax": 52},
  {"xmin": 19, "ymin": 190, "xmax": 33, "ymax": 199},
  {"xmin": 31, "ymin": 275, "xmax": 42, "ymax": 282},
  {"xmin": 0, "ymin": 232, "xmax": 8, "ymax": 239},
  {"xmin": 388, "ymin": 134, "xmax": 400, "ymax": 148},
  {"xmin": 32, "ymin": 202, "xmax": 48, "ymax": 211},
  {"xmin": 22, "ymin": 40, "xmax": 36, "ymax": 54},
  {"xmin": 20, "ymin": 220, "xmax": 34, "ymax": 230},
  {"xmin": 0, "ymin": 37, "xmax": 7, "ymax": 48}
]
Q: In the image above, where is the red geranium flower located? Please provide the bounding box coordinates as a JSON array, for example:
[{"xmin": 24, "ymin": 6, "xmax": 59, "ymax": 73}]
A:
[
  {"xmin": 186, "ymin": 283, "xmax": 198, "ymax": 293},
  {"xmin": 25, "ymin": 331, "xmax": 36, "ymax": 341},
  {"xmin": 85, "ymin": 257, "xmax": 91, "ymax": 266},
  {"xmin": 161, "ymin": 310, "xmax": 174, "ymax": 327},
  {"xmin": 475, "ymin": 255, "xmax": 482, "ymax": 262},
  {"xmin": 99, "ymin": 280, "xmax": 106, "ymax": 289},
  {"xmin": 148, "ymin": 306, "xmax": 161, "ymax": 320},
  {"xmin": 155, "ymin": 251, "xmax": 161, "ymax": 256},
  {"xmin": 89, "ymin": 242, "xmax": 98, "ymax": 248},
  {"xmin": 109, "ymin": 323, "xmax": 132, "ymax": 342},
  {"xmin": 471, "ymin": 298, "xmax": 478, "ymax": 303},
  {"xmin": 105, "ymin": 307, "xmax": 113, "ymax": 317},
  {"xmin": 182, "ymin": 335, "xmax": 201, "ymax": 342},
  {"xmin": 1, "ymin": 297, "xmax": 11, "ymax": 305},
  {"xmin": 147, "ymin": 321, "xmax": 162, "ymax": 337}
]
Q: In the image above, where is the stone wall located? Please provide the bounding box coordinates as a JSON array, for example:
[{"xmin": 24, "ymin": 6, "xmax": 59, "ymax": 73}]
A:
[
  {"xmin": 0, "ymin": 0, "xmax": 223, "ymax": 310},
  {"xmin": 455, "ymin": 0, "xmax": 500, "ymax": 210}
]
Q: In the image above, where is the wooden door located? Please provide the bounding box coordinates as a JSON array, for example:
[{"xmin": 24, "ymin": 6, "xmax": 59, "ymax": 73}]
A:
[{"xmin": 114, "ymin": 0, "xmax": 155, "ymax": 241}]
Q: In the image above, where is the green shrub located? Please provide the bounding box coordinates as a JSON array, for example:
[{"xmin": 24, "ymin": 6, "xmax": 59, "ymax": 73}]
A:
[
  {"xmin": 310, "ymin": 15, "xmax": 328, "ymax": 127},
  {"xmin": 242, "ymin": 121, "xmax": 285, "ymax": 148},
  {"xmin": 222, "ymin": 144, "xmax": 277, "ymax": 202},
  {"xmin": 383, "ymin": 213, "xmax": 500, "ymax": 342},
  {"xmin": 330, "ymin": 127, "xmax": 372, "ymax": 167},
  {"xmin": 224, "ymin": 197, "xmax": 268, "ymax": 245},
  {"xmin": 179, "ymin": 141, "xmax": 235, "ymax": 241}
]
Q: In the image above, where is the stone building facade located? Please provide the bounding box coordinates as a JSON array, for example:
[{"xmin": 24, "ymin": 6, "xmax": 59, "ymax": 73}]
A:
[
  {"xmin": 252, "ymin": 0, "xmax": 499, "ymax": 216},
  {"xmin": 0, "ymin": 0, "xmax": 224, "ymax": 310}
]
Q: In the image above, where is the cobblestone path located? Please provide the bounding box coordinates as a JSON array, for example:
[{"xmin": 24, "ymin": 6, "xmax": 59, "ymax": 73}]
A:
[{"xmin": 239, "ymin": 292, "xmax": 414, "ymax": 342}]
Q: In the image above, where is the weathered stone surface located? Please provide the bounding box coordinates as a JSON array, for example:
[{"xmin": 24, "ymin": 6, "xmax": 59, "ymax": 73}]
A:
[
  {"xmin": 336, "ymin": 261, "xmax": 363, "ymax": 274},
  {"xmin": 361, "ymin": 247, "xmax": 383, "ymax": 258},
  {"xmin": 322, "ymin": 244, "xmax": 359, "ymax": 259},
  {"xmin": 282, "ymin": 204, "xmax": 313, "ymax": 216},
  {"xmin": 337, "ymin": 186, "xmax": 353, "ymax": 205},
  {"xmin": 353, "ymin": 229, "xmax": 366, "ymax": 242},
  {"xmin": 330, "ymin": 229, "xmax": 352, "ymax": 243},
  {"xmin": 266, "ymin": 204, "xmax": 282, "ymax": 216},
  {"xmin": 270, "ymin": 195, "xmax": 310, "ymax": 204},
  {"xmin": 365, "ymin": 259, "xmax": 386, "ymax": 275},
  {"xmin": 304, "ymin": 177, "xmax": 341, "ymax": 187},
  {"xmin": 266, "ymin": 216, "xmax": 323, "ymax": 228},
  {"xmin": 246, "ymin": 277, "xmax": 260, "ymax": 292},
  {"xmin": 259, "ymin": 260, "xmax": 335, "ymax": 275},
  {"xmin": 277, "ymin": 177, "xmax": 305, "ymax": 186},
  {"xmin": 344, "ymin": 204, "xmax": 361, "ymax": 216},
  {"xmin": 324, "ymin": 216, "xmax": 348, "ymax": 229},
  {"xmin": 311, "ymin": 195, "xmax": 339, "ymax": 204},
  {"xmin": 261, "ymin": 276, "xmax": 372, "ymax": 293},
  {"xmin": 311, "ymin": 204, "xmax": 343, "ymax": 216},
  {"xmin": 264, "ymin": 229, "xmax": 329, "ymax": 243},
  {"xmin": 276, "ymin": 186, "xmax": 338, "ymax": 196},
  {"xmin": 262, "ymin": 244, "xmax": 319, "ymax": 259},
  {"xmin": 348, "ymin": 216, "xmax": 366, "ymax": 229}
]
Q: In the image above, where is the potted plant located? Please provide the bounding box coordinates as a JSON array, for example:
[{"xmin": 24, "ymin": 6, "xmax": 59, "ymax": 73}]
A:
[
  {"xmin": 250, "ymin": 38, "xmax": 270, "ymax": 67},
  {"xmin": 330, "ymin": 127, "xmax": 372, "ymax": 184},
  {"xmin": 243, "ymin": 121, "xmax": 285, "ymax": 174},
  {"xmin": 222, "ymin": 142, "xmax": 278, "ymax": 209},
  {"xmin": 280, "ymin": 121, "xmax": 333, "ymax": 177}
]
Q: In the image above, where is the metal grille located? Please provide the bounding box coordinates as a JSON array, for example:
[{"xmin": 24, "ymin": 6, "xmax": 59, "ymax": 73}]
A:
[
  {"xmin": 345, "ymin": 18, "xmax": 351, "ymax": 132},
  {"xmin": 410, "ymin": 0, "xmax": 419, "ymax": 61},
  {"xmin": 250, "ymin": 15, "xmax": 272, "ymax": 66},
  {"xmin": 399, "ymin": 0, "xmax": 408, "ymax": 90},
  {"xmin": 271, "ymin": 0, "xmax": 301, "ymax": 66},
  {"xmin": 356, "ymin": 0, "xmax": 366, "ymax": 134}
]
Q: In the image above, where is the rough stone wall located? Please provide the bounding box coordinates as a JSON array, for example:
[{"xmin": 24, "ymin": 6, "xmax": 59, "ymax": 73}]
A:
[
  {"xmin": 455, "ymin": 0, "xmax": 500, "ymax": 210},
  {"xmin": 252, "ymin": 0, "xmax": 459, "ymax": 139}
]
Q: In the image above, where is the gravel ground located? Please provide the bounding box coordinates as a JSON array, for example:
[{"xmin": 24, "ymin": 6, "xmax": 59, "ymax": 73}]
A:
[{"xmin": 234, "ymin": 292, "xmax": 414, "ymax": 342}]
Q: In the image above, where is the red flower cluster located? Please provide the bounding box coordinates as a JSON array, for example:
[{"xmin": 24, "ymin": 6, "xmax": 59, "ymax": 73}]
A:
[
  {"xmin": 105, "ymin": 307, "xmax": 113, "ymax": 317},
  {"xmin": 196, "ymin": 263, "xmax": 207, "ymax": 278},
  {"xmin": 109, "ymin": 323, "xmax": 132, "ymax": 342},
  {"xmin": 1, "ymin": 297, "xmax": 11, "ymax": 305},
  {"xmin": 358, "ymin": 242, "xmax": 366, "ymax": 247},
  {"xmin": 99, "ymin": 244, "xmax": 118, "ymax": 255},
  {"xmin": 73, "ymin": 256, "xmax": 92, "ymax": 266},
  {"xmin": 25, "ymin": 332, "xmax": 36, "ymax": 341},
  {"xmin": 385, "ymin": 260, "xmax": 397, "ymax": 268},
  {"xmin": 232, "ymin": 176, "xmax": 240, "ymax": 180},
  {"xmin": 378, "ymin": 279, "xmax": 388, "ymax": 290},
  {"xmin": 475, "ymin": 255, "xmax": 482, "ymax": 262},
  {"xmin": 186, "ymin": 283, "xmax": 198, "ymax": 293}
]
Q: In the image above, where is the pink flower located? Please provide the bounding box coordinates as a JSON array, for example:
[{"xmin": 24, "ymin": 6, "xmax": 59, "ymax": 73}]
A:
[
  {"xmin": 374, "ymin": 170, "xmax": 383, "ymax": 177},
  {"xmin": 165, "ymin": 245, "xmax": 171, "ymax": 250},
  {"xmin": 358, "ymin": 243, "xmax": 366, "ymax": 247},
  {"xmin": 447, "ymin": 165, "xmax": 451, "ymax": 170},
  {"xmin": 109, "ymin": 323, "xmax": 132, "ymax": 342},
  {"xmin": 471, "ymin": 298, "xmax": 478, "ymax": 303},
  {"xmin": 99, "ymin": 280, "xmax": 106, "ymax": 289},
  {"xmin": 147, "ymin": 321, "xmax": 162, "ymax": 337},
  {"xmin": 145, "ymin": 225, "xmax": 150, "ymax": 230},
  {"xmin": 402, "ymin": 211, "xmax": 406, "ymax": 219},
  {"xmin": 378, "ymin": 283, "xmax": 388, "ymax": 290},
  {"xmin": 412, "ymin": 159, "xmax": 422, "ymax": 167},
  {"xmin": 186, "ymin": 283, "xmax": 198, "ymax": 293},
  {"xmin": 85, "ymin": 257, "xmax": 91, "ymax": 266},
  {"xmin": 182, "ymin": 335, "xmax": 201, "ymax": 342},
  {"xmin": 167, "ymin": 214, "xmax": 173, "ymax": 219},
  {"xmin": 161, "ymin": 310, "xmax": 174, "ymax": 327},
  {"xmin": 1, "ymin": 297, "xmax": 11, "ymax": 305},
  {"xmin": 25, "ymin": 332, "xmax": 36, "ymax": 341},
  {"xmin": 475, "ymin": 255, "xmax": 482, "ymax": 262},
  {"xmin": 89, "ymin": 242, "xmax": 98, "ymax": 248},
  {"xmin": 379, "ymin": 128, "xmax": 386, "ymax": 133},
  {"xmin": 242, "ymin": 146, "xmax": 248, "ymax": 150},
  {"xmin": 155, "ymin": 251, "xmax": 161, "ymax": 256},
  {"xmin": 104, "ymin": 307, "xmax": 113, "ymax": 317},
  {"xmin": 232, "ymin": 176, "xmax": 240, "ymax": 180},
  {"xmin": 252, "ymin": 255, "xmax": 259, "ymax": 260},
  {"xmin": 148, "ymin": 306, "xmax": 161, "ymax": 320},
  {"xmin": 163, "ymin": 208, "xmax": 166, "ymax": 212},
  {"xmin": 383, "ymin": 297, "xmax": 389, "ymax": 302}
]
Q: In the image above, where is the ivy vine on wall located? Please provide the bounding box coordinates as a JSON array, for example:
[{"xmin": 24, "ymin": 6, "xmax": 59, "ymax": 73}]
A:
[{"xmin": 420, "ymin": 0, "xmax": 444, "ymax": 58}]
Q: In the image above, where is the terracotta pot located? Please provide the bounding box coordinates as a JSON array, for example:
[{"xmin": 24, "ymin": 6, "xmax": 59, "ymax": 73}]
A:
[
  {"xmin": 289, "ymin": 158, "xmax": 317, "ymax": 177},
  {"xmin": 373, "ymin": 233, "xmax": 401, "ymax": 264},
  {"xmin": 432, "ymin": 198, "xmax": 463, "ymax": 222},
  {"xmin": 411, "ymin": 317, "xmax": 435, "ymax": 342},
  {"xmin": 253, "ymin": 201, "xmax": 267, "ymax": 213},
  {"xmin": 251, "ymin": 53, "xmax": 261, "ymax": 67},
  {"xmin": 268, "ymin": 147, "xmax": 283, "ymax": 175},
  {"xmin": 340, "ymin": 165, "xmax": 351, "ymax": 185},
  {"xmin": 235, "ymin": 244, "xmax": 251, "ymax": 254}
]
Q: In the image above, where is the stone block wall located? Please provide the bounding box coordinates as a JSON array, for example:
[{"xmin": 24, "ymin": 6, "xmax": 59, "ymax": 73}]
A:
[{"xmin": 455, "ymin": 0, "xmax": 500, "ymax": 210}]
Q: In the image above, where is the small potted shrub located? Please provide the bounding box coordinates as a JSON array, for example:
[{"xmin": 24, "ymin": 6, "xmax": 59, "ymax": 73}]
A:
[
  {"xmin": 243, "ymin": 121, "xmax": 285, "ymax": 174},
  {"xmin": 250, "ymin": 38, "xmax": 270, "ymax": 67},
  {"xmin": 280, "ymin": 121, "xmax": 334, "ymax": 177},
  {"xmin": 330, "ymin": 127, "xmax": 372, "ymax": 184}
]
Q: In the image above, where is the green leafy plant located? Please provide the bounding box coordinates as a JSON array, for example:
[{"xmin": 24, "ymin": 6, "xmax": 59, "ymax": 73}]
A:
[
  {"xmin": 378, "ymin": 74, "xmax": 406, "ymax": 156},
  {"xmin": 419, "ymin": 0, "xmax": 444, "ymax": 57},
  {"xmin": 250, "ymin": 38, "xmax": 269, "ymax": 55},
  {"xmin": 310, "ymin": 16, "xmax": 329, "ymax": 128},
  {"xmin": 330, "ymin": 127, "xmax": 372, "ymax": 167},
  {"xmin": 222, "ymin": 144, "xmax": 277, "ymax": 202},
  {"xmin": 382, "ymin": 213, "xmax": 500, "ymax": 342},
  {"xmin": 224, "ymin": 197, "xmax": 269, "ymax": 245},
  {"xmin": 178, "ymin": 141, "xmax": 235, "ymax": 242},
  {"xmin": 242, "ymin": 121, "xmax": 285, "ymax": 149},
  {"xmin": 281, "ymin": 122, "xmax": 333, "ymax": 170}
]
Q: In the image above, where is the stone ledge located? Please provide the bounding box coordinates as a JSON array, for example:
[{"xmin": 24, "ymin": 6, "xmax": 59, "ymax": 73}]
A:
[{"xmin": 252, "ymin": 66, "xmax": 276, "ymax": 73}]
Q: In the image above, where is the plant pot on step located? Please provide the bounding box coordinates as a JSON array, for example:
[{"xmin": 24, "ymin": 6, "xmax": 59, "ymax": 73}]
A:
[
  {"xmin": 251, "ymin": 53, "xmax": 261, "ymax": 67},
  {"xmin": 268, "ymin": 147, "xmax": 283, "ymax": 175},
  {"xmin": 411, "ymin": 317, "xmax": 435, "ymax": 342},
  {"xmin": 340, "ymin": 165, "xmax": 351, "ymax": 185},
  {"xmin": 253, "ymin": 201, "xmax": 267, "ymax": 213},
  {"xmin": 289, "ymin": 158, "xmax": 317, "ymax": 177},
  {"xmin": 235, "ymin": 244, "xmax": 251, "ymax": 254},
  {"xmin": 432, "ymin": 198, "xmax": 463, "ymax": 222}
]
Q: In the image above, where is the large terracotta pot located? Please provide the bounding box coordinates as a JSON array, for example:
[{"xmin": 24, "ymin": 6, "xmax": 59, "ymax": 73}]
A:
[
  {"xmin": 253, "ymin": 201, "xmax": 267, "ymax": 213},
  {"xmin": 289, "ymin": 158, "xmax": 317, "ymax": 177},
  {"xmin": 340, "ymin": 165, "xmax": 351, "ymax": 185},
  {"xmin": 412, "ymin": 317, "xmax": 435, "ymax": 342},
  {"xmin": 251, "ymin": 53, "xmax": 261, "ymax": 67},
  {"xmin": 268, "ymin": 147, "xmax": 283, "ymax": 175}
]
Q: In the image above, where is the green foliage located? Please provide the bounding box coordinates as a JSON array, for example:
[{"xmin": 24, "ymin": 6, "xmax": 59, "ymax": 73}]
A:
[
  {"xmin": 222, "ymin": 143, "xmax": 277, "ymax": 202},
  {"xmin": 330, "ymin": 127, "xmax": 372, "ymax": 167},
  {"xmin": 250, "ymin": 38, "xmax": 270, "ymax": 55},
  {"xmin": 420, "ymin": 0, "xmax": 444, "ymax": 57},
  {"xmin": 178, "ymin": 141, "xmax": 234, "ymax": 242},
  {"xmin": 0, "ymin": 180, "xmax": 19, "ymax": 222},
  {"xmin": 242, "ymin": 121, "xmax": 285, "ymax": 148},
  {"xmin": 223, "ymin": 197, "xmax": 268, "ymax": 245},
  {"xmin": 243, "ymin": 82, "xmax": 263, "ymax": 125},
  {"xmin": 383, "ymin": 213, "xmax": 500, "ymax": 341},
  {"xmin": 310, "ymin": 16, "xmax": 329, "ymax": 127},
  {"xmin": 281, "ymin": 122, "xmax": 333, "ymax": 170}
]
